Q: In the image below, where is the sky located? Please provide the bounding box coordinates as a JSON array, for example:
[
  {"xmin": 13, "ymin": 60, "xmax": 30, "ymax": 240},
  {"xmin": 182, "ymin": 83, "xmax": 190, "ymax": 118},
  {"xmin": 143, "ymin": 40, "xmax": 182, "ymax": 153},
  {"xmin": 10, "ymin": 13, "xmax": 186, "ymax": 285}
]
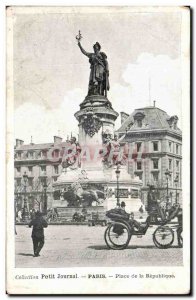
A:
[{"xmin": 13, "ymin": 7, "xmax": 183, "ymax": 144}]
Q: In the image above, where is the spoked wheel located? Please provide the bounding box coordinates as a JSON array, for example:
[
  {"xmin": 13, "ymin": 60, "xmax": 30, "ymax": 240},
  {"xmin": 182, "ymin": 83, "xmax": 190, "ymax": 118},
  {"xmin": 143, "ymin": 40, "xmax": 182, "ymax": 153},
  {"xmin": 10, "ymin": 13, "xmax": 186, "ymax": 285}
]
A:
[
  {"xmin": 153, "ymin": 226, "xmax": 174, "ymax": 249},
  {"xmin": 104, "ymin": 222, "xmax": 131, "ymax": 250}
]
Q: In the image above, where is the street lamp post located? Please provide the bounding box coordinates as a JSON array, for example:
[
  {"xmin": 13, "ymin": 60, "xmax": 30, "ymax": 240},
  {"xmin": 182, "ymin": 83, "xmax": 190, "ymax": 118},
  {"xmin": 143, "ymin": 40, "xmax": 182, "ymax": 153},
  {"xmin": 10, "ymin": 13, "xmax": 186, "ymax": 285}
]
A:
[
  {"xmin": 115, "ymin": 164, "xmax": 121, "ymax": 207},
  {"xmin": 42, "ymin": 181, "xmax": 48, "ymax": 215},
  {"xmin": 174, "ymin": 175, "xmax": 179, "ymax": 204},
  {"xmin": 165, "ymin": 168, "xmax": 171, "ymax": 212},
  {"xmin": 22, "ymin": 172, "xmax": 29, "ymax": 222}
]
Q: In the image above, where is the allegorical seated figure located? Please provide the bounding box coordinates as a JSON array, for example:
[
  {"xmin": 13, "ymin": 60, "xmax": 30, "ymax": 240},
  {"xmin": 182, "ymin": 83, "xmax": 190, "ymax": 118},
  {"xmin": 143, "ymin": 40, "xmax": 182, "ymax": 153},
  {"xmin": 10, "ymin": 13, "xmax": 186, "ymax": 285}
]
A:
[
  {"xmin": 101, "ymin": 134, "xmax": 128, "ymax": 167},
  {"xmin": 62, "ymin": 136, "xmax": 81, "ymax": 170},
  {"xmin": 77, "ymin": 39, "xmax": 110, "ymax": 97}
]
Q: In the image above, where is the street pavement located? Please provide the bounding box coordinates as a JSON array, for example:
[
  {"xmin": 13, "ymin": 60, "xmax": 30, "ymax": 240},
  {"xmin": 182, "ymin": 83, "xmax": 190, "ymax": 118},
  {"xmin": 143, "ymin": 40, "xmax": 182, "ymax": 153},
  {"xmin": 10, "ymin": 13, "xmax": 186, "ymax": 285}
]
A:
[{"xmin": 15, "ymin": 225, "xmax": 183, "ymax": 268}]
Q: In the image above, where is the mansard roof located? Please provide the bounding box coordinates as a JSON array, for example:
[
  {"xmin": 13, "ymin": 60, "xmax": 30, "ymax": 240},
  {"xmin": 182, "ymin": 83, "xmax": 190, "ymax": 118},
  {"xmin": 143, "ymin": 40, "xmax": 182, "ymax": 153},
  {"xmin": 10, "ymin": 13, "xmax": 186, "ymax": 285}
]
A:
[
  {"xmin": 15, "ymin": 141, "xmax": 69, "ymax": 151},
  {"xmin": 116, "ymin": 106, "xmax": 181, "ymax": 134}
]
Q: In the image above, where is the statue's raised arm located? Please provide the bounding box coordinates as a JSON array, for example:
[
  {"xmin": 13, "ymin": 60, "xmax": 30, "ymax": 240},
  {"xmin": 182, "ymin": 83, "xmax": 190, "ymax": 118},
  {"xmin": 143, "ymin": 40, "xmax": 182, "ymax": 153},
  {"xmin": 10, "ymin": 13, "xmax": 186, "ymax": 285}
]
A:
[
  {"xmin": 77, "ymin": 41, "xmax": 91, "ymax": 58},
  {"xmin": 76, "ymin": 31, "xmax": 110, "ymax": 97}
]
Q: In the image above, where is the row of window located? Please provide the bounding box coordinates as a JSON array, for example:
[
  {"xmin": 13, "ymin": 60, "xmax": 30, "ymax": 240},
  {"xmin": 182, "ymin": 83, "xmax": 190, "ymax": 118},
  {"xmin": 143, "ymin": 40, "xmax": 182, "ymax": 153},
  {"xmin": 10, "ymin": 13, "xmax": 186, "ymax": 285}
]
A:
[
  {"xmin": 15, "ymin": 176, "xmax": 58, "ymax": 187},
  {"xmin": 134, "ymin": 141, "xmax": 180, "ymax": 154},
  {"xmin": 15, "ymin": 149, "xmax": 60, "ymax": 160},
  {"xmin": 135, "ymin": 141, "xmax": 158, "ymax": 152},
  {"xmin": 15, "ymin": 165, "xmax": 60, "ymax": 175},
  {"xmin": 135, "ymin": 172, "xmax": 180, "ymax": 185},
  {"xmin": 16, "ymin": 166, "xmax": 33, "ymax": 173},
  {"xmin": 15, "ymin": 157, "xmax": 180, "ymax": 175},
  {"xmin": 135, "ymin": 159, "xmax": 180, "ymax": 171},
  {"xmin": 15, "ymin": 141, "xmax": 181, "ymax": 160},
  {"xmin": 168, "ymin": 141, "xmax": 180, "ymax": 154},
  {"xmin": 16, "ymin": 151, "xmax": 45, "ymax": 160},
  {"xmin": 169, "ymin": 159, "xmax": 180, "ymax": 171},
  {"xmin": 135, "ymin": 160, "xmax": 156, "ymax": 170}
]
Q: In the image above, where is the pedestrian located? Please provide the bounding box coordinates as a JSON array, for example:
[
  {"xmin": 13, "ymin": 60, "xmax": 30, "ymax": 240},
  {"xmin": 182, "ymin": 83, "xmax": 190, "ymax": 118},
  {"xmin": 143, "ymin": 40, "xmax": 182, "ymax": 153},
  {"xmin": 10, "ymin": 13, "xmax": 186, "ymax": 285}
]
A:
[
  {"xmin": 28, "ymin": 211, "xmax": 48, "ymax": 257},
  {"xmin": 30, "ymin": 208, "xmax": 35, "ymax": 220},
  {"xmin": 139, "ymin": 205, "xmax": 144, "ymax": 214},
  {"xmin": 21, "ymin": 208, "xmax": 26, "ymax": 221},
  {"xmin": 17, "ymin": 209, "xmax": 22, "ymax": 222}
]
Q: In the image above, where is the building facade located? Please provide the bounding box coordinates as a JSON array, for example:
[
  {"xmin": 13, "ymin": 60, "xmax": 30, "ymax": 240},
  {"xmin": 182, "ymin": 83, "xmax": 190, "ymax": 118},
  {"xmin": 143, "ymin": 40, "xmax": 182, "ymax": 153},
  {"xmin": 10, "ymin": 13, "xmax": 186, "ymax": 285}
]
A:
[
  {"xmin": 116, "ymin": 105, "xmax": 182, "ymax": 206},
  {"xmin": 14, "ymin": 136, "xmax": 66, "ymax": 213}
]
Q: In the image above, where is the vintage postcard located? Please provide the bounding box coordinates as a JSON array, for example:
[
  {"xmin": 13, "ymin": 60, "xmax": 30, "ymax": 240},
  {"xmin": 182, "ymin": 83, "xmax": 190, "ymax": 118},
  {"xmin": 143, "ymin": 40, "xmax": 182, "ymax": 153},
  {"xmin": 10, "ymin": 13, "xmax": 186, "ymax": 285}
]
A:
[{"xmin": 6, "ymin": 6, "xmax": 190, "ymax": 294}]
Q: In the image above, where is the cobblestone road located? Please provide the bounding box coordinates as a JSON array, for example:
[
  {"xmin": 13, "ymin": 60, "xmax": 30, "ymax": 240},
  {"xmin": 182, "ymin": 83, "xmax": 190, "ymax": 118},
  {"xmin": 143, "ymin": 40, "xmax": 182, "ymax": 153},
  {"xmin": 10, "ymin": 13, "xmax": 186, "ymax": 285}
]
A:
[{"xmin": 15, "ymin": 225, "xmax": 182, "ymax": 268}]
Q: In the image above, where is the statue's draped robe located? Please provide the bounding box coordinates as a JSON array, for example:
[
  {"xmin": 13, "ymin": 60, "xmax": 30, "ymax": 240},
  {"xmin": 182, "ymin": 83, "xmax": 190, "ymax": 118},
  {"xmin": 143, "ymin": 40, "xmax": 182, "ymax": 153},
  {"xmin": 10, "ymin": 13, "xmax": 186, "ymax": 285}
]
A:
[
  {"xmin": 88, "ymin": 52, "xmax": 110, "ymax": 95},
  {"xmin": 78, "ymin": 43, "xmax": 109, "ymax": 96}
]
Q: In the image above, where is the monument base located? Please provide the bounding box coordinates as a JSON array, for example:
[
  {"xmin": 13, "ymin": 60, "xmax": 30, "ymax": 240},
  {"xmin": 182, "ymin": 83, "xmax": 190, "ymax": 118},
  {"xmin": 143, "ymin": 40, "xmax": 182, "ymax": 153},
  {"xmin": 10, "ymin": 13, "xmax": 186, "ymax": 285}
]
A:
[
  {"xmin": 53, "ymin": 92, "xmax": 143, "ymax": 219},
  {"xmin": 53, "ymin": 165, "xmax": 143, "ymax": 216}
]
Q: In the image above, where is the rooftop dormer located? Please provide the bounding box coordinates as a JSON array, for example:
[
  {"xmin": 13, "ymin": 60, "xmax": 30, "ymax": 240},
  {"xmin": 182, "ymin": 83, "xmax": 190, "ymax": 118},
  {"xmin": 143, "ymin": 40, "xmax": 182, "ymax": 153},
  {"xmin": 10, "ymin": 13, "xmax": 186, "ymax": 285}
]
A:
[
  {"xmin": 133, "ymin": 112, "xmax": 145, "ymax": 128},
  {"xmin": 167, "ymin": 115, "xmax": 178, "ymax": 130}
]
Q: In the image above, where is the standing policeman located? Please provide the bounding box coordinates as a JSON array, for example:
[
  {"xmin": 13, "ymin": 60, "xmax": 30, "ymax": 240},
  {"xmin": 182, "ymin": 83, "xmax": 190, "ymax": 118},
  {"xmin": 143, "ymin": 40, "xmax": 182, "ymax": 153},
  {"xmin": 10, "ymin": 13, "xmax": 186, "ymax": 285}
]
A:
[{"xmin": 28, "ymin": 211, "xmax": 48, "ymax": 257}]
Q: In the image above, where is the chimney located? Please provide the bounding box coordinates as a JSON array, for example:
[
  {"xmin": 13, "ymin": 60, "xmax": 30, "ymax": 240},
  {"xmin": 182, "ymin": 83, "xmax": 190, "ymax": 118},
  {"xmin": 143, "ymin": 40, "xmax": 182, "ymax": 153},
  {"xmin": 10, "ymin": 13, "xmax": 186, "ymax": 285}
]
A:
[
  {"xmin": 30, "ymin": 136, "xmax": 34, "ymax": 145},
  {"xmin": 15, "ymin": 139, "xmax": 24, "ymax": 148},
  {"xmin": 54, "ymin": 136, "xmax": 63, "ymax": 144},
  {"xmin": 153, "ymin": 100, "xmax": 156, "ymax": 107},
  {"xmin": 120, "ymin": 112, "xmax": 129, "ymax": 125}
]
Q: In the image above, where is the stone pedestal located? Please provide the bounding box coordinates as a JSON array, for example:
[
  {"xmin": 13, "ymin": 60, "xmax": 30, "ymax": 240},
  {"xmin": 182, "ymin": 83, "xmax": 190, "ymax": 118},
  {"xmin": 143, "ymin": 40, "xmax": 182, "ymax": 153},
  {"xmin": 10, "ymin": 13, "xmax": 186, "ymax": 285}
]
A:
[
  {"xmin": 75, "ymin": 95, "xmax": 118, "ymax": 147},
  {"xmin": 53, "ymin": 95, "xmax": 143, "ymax": 214},
  {"xmin": 74, "ymin": 94, "xmax": 118, "ymax": 181}
]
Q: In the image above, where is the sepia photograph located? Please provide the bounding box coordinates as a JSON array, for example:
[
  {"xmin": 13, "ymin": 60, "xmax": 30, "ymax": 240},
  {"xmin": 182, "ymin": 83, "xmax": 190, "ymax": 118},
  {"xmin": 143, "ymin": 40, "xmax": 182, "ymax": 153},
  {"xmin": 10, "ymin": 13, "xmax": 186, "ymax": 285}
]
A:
[{"xmin": 6, "ymin": 6, "xmax": 190, "ymax": 294}]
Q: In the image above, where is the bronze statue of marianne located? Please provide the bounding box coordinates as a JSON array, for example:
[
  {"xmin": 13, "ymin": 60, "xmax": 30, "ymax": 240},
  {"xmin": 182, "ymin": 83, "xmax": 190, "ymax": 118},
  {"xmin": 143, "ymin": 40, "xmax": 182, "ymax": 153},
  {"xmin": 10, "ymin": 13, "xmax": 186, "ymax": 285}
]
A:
[{"xmin": 76, "ymin": 31, "xmax": 110, "ymax": 97}]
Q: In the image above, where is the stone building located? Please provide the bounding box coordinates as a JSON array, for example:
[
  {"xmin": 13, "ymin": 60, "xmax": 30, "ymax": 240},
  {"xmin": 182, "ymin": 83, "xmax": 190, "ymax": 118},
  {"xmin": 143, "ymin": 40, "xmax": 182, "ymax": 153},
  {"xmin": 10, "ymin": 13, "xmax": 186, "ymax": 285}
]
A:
[
  {"xmin": 14, "ymin": 136, "xmax": 65, "ymax": 212},
  {"xmin": 116, "ymin": 105, "xmax": 182, "ymax": 206}
]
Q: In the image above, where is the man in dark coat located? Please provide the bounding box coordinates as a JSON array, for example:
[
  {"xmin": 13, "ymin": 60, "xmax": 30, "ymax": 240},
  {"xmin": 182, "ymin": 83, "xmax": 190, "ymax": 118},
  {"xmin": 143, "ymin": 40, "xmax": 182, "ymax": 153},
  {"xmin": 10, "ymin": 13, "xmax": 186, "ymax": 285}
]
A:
[{"xmin": 28, "ymin": 211, "xmax": 48, "ymax": 257}]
